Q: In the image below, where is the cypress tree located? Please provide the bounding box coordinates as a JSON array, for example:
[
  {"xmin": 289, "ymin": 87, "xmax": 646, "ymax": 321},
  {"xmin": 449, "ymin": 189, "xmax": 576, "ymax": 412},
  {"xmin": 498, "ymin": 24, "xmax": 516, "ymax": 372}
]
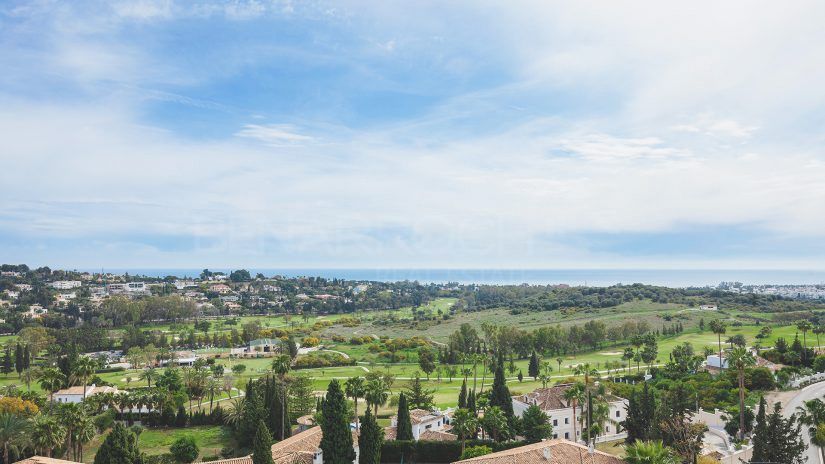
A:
[
  {"xmin": 528, "ymin": 351, "xmax": 540, "ymax": 380},
  {"xmin": 93, "ymin": 422, "xmax": 143, "ymax": 464},
  {"xmin": 240, "ymin": 379, "xmax": 263, "ymax": 447},
  {"xmin": 319, "ymin": 379, "xmax": 355, "ymax": 464},
  {"xmin": 489, "ymin": 354, "xmax": 515, "ymax": 421},
  {"xmin": 467, "ymin": 390, "xmax": 476, "ymax": 413},
  {"xmin": 252, "ymin": 420, "xmax": 274, "ymax": 464},
  {"xmin": 14, "ymin": 344, "xmax": 22, "ymax": 376},
  {"xmin": 2, "ymin": 347, "xmax": 11, "ymax": 375},
  {"xmin": 396, "ymin": 393, "xmax": 413, "ymax": 441},
  {"xmin": 458, "ymin": 380, "xmax": 467, "ymax": 408},
  {"xmin": 750, "ymin": 396, "xmax": 768, "ymax": 462},
  {"xmin": 358, "ymin": 409, "xmax": 383, "ymax": 464},
  {"xmin": 267, "ymin": 380, "xmax": 290, "ymax": 440},
  {"xmin": 176, "ymin": 405, "xmax": 188, "ymax": 427},
  {"xmin": 22, "ymin": 345, "xmax": 30, "ymax": 370}
]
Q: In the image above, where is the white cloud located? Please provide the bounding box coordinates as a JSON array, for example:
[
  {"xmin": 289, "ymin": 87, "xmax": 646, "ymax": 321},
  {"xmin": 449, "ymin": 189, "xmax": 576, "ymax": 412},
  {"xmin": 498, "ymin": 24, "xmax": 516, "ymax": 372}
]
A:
[
  {"xmin": 3, "ymin": 1, "xmax": 825, "ymax": 268},
  {"xmin": 235, "ymin": 124, "xmax": 315, "ymax": 145}
]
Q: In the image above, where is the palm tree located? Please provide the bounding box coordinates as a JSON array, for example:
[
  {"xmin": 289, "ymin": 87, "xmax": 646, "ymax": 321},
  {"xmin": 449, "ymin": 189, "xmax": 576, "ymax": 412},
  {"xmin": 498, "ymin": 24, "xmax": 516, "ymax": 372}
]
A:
[
  {"xmin": 58, "ymin": 402, "xmax": 84, "ymax": 461},
  {"xmin": 271, "ymin": 354, "xmax": 291, "ymax": 439},
  {"xmin": 481, "ymin": 406, "xmax": 509, "ymax": 442},
  {"xmin": 222, "ymin": 374, "xmax": 236, "ymax": 399},
  {"xmin": 727, "ymin": 346, "xmax": 755, "ymax": 440},
  {"xmin": 206, "ymin": 376, "xmax": 221, "ymax": 413},
  {"xmin": 623, "ymin": 440, "xmax": 678, "ymax": 464},
  {"xmin": 563, "ymin": 382, "xmax": 585, "ymax": 443},
  {"xmin": 224, "ymin": 396, "xmax": 246, "ymax": 426},
  {"xmin": 797, "ymin": 398, "xmax": 825, "ymax": 462},
  {"xmin": 556, "ymin": 357, "xmax": 563, "ymax": 373},
  {"xmin": 364, "ymin": 378, "xmax": 389, "ymax": 415},
  {"xmin": 74, "ymin": 413, "xmax": 96, "ymax": 462},
  {"xmin": 37, "ymin": 367, "xmax": 66, "ymax": 404},
  {"xmin": 709, "ymin": 319, "xmax": 727, "ymax": 369},
  {"xmin": 798, "ymin": 320, "xmax": 813, "ymax": 364},
  {"xmin": 31, "ymin": 414, "xmax": 66, "ymax": 457},
  {"xmin": 139, "ymin": 366, "xmax": 157, "ymax": 387},
  {"xmin": 345, "ymin": 376, "xmax": 366, "ymax": 432},
  {"xmin": 815, "ymin": 326, "xmax": 825, "ymax": 352},
  {"xmin": 452, "ymin": 408, "xmax": 479, "ymax": 455},
  {"xmin": 72, "ymin": 357, "xmax": 98, "ymax": 399},
  {"xmin": 0, "ymin": 413, "xmax": 29, "ymax": 464}
]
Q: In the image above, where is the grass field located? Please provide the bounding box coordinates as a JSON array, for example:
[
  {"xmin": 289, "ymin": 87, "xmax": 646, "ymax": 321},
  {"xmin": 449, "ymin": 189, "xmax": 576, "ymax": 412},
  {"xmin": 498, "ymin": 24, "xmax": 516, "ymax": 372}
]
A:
[{"xmin": 81, "ymin": 426, "xmax": 235, "ymax": 463}]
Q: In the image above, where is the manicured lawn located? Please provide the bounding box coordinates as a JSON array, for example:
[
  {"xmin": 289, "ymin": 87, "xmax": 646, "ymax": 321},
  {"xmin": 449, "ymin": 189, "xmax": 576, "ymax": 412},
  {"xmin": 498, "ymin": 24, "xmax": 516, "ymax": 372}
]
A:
[{"xmin": 82, "ymin": 426, "xmax": 235, "ymax": 463}]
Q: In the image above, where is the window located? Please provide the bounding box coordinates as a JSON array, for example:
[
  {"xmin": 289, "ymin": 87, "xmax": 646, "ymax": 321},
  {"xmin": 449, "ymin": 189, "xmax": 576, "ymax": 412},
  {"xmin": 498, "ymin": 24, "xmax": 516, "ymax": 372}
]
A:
[
  {"xmin": 564, "ymin": 418, "xmax": 569, "ymax": 424},
  {"xmin": 606, "ymin": 426, "xmax": 610, "ymax": 432},
  {"xmin": 553, "ymin": 419, "xmax": 558, "ymax": 426},
  {"xmin": 564, "ymin": 432, "xmax": 569, "ymax": 439},
  {"xmin": 616, "ymin": 410, "xmax": 621, "ymax": 418},
  {"xmin": 553, "ymin": 433, "xmax": 558, "ymax": 439}
]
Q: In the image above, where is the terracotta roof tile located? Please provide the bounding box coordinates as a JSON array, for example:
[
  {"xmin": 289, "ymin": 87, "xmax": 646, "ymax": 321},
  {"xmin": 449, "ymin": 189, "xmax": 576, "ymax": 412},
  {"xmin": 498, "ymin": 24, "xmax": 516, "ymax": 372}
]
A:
[{"xmin": 451, "ymin": 439, "xmax": 625, "ymax": 464}]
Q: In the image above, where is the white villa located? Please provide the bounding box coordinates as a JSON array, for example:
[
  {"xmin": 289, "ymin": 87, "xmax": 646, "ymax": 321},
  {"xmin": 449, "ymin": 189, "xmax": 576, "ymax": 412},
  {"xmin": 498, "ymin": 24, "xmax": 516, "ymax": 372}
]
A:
[
  {"xmin": 53, "ymin": 384, "xmax": 119, "ymax": 404},
  {"xmin": 512, "ymin": 384, "xmax": 628, "ymax": 443},
  {"xmin": 387, "ymin": 408, "xmax": 455, "ymax": 441},
  {"xmin": 51, "ymin": 280, "xmax": 82, "ymax": 290}
]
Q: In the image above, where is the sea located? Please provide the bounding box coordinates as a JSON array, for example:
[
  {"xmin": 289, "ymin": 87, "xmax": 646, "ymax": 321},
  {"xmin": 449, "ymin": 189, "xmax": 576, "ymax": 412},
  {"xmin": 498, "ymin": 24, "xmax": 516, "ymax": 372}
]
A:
[{"xmin": 77, "ymin": 268, "xmax": 825, "ymax": 288}]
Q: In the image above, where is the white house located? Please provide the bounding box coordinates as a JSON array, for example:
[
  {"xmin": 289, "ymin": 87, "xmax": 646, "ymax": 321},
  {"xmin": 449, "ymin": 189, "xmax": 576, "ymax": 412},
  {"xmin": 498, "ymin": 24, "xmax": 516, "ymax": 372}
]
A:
[
  {"xmin": 108, "ymin": 282, "xmax": 148, "ymax": 294},
  {"xmin": 700, "ymin": 304, "xmax": 719, "ymax": 311},
  {"xmin": 388, "ymin": 408, "xmax": 455, "ymax": 441},
  {"xmin": 706, "ymin": 354, "xmax": 728, "ymax": 369},
  {"xmin": 26, "ymin": 305, "xmax": 47, "ymax": 319},
  {"xmin": 53, "ymin": 384, "xmax": 119, "ymax": 404},
  {"xmin": 173, "ymin": 280, "xmax": 197, "ymax": 290},
  {"xmin": 51, "ymin": 281, "xmax": 82, "ymax": 290},
  {"xmin": 56, "ymin": 292, "xmax": 77, "ymax": 304},
  {"xmin": 512, "ymin": 384, "xmax": 628, "ymax": 443}
]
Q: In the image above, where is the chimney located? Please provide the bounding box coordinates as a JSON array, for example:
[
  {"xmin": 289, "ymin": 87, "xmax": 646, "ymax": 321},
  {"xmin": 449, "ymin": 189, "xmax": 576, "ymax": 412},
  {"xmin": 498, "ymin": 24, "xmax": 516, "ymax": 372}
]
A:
[{"xmin": 542, "ymin": 447, "xmax": 551, "ymax": 461}]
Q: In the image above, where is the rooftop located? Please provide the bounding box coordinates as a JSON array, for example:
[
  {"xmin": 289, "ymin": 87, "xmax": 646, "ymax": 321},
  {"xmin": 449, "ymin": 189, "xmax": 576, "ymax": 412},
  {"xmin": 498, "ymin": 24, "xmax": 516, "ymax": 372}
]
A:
[{"xmin": 451, "ymin": 439, "xmax": 625, "ymax": 464}]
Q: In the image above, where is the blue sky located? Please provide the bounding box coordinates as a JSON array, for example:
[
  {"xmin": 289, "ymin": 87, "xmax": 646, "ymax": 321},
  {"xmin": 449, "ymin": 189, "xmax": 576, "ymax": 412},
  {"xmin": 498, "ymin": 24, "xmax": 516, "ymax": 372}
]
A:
[{"xmin": 2, "ymin": 0, "xmax": 825, "ymax": 269}]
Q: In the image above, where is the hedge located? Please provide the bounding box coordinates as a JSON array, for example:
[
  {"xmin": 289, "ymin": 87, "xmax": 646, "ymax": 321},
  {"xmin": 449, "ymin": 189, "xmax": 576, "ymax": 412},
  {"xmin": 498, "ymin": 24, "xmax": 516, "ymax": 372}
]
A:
[{"xmin": 380, "ymin": 440, "xmax": 526, "ymax": 463}]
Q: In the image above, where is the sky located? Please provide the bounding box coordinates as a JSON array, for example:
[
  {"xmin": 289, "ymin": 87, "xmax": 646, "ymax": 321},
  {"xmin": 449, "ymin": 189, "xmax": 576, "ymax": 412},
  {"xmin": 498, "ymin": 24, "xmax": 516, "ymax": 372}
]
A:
[{"xmin": 2, "ymin": 0, "xmax": 825, "ymax": 270}]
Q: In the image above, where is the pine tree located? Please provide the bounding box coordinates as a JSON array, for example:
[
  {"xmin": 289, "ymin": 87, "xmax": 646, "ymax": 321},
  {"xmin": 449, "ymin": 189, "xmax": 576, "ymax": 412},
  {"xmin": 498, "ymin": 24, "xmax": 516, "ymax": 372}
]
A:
[
  {"xmin": 319, "ymin": 379, "xmax": 355, "ymax": 464},
  {"xmin": 403, "ymin": 372, "xmax": 434, "ymax": 410},
  {"xmin": 751, "ymin": 402, "xmax": 806, "ymax": 464},
  {"xmin": 252, "ymin": 420, "xmax": 274, "ymax": 464},
  {"xmin": 396, "ymin": 392, "xmax": 413, "ymax": 441},
  {"xmin": 458, "ymin": 380, "xmax": 467, "ymax": 409},
  {"xmin": 358, "ymin": 409, "xmax": 383, "ymax": 464},
  {"xmin": 522, "ymin": 405, "xmax": 552, "ymax": 443},
  {"xmin": 528, "ymin": 351, "xmax": 540, "ymax": 380},
  {"xmin": 93, "ymin": 422, "xmax": 143, "ymax": 464}
]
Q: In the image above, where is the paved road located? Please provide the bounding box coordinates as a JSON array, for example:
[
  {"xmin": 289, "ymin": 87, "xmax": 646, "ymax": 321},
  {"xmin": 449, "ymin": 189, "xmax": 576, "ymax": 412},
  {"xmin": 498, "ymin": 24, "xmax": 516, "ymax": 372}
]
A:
[{"xmin": 784, "ymin": 381, "xmax": 825, "ymax": 464}]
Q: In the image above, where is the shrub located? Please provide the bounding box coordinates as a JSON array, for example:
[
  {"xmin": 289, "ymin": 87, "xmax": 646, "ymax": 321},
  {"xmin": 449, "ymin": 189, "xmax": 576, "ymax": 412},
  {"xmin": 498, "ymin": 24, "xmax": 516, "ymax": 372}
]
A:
[
  {"xmin": 294, "ymin": 351, "xmax": 354, "ymax": 369},
  {"xmin": 460, "ymin": 446, "xmax": 492, "ymax": 460},
  {"xmin": 170, "ymin": 436, "xmax": 199, "ymax": 463},
  {"xmin": 94, "ymin": 409, "xmax": 116, "ymax": 431}
]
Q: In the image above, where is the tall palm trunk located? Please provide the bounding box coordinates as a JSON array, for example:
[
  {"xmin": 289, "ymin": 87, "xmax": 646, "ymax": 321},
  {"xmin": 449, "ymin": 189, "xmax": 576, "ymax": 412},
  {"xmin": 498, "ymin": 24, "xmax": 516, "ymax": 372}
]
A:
[
  {"xmin": 718, "ymin": 334, "xmax": 722, "ymax": 369},
  {"xmin": 353, "ymin": 396, "xmax": 360, "ymax": 432},
  {"xmin": 738, "ymin": 371, "xmax": 746, "ymax": 440}
]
